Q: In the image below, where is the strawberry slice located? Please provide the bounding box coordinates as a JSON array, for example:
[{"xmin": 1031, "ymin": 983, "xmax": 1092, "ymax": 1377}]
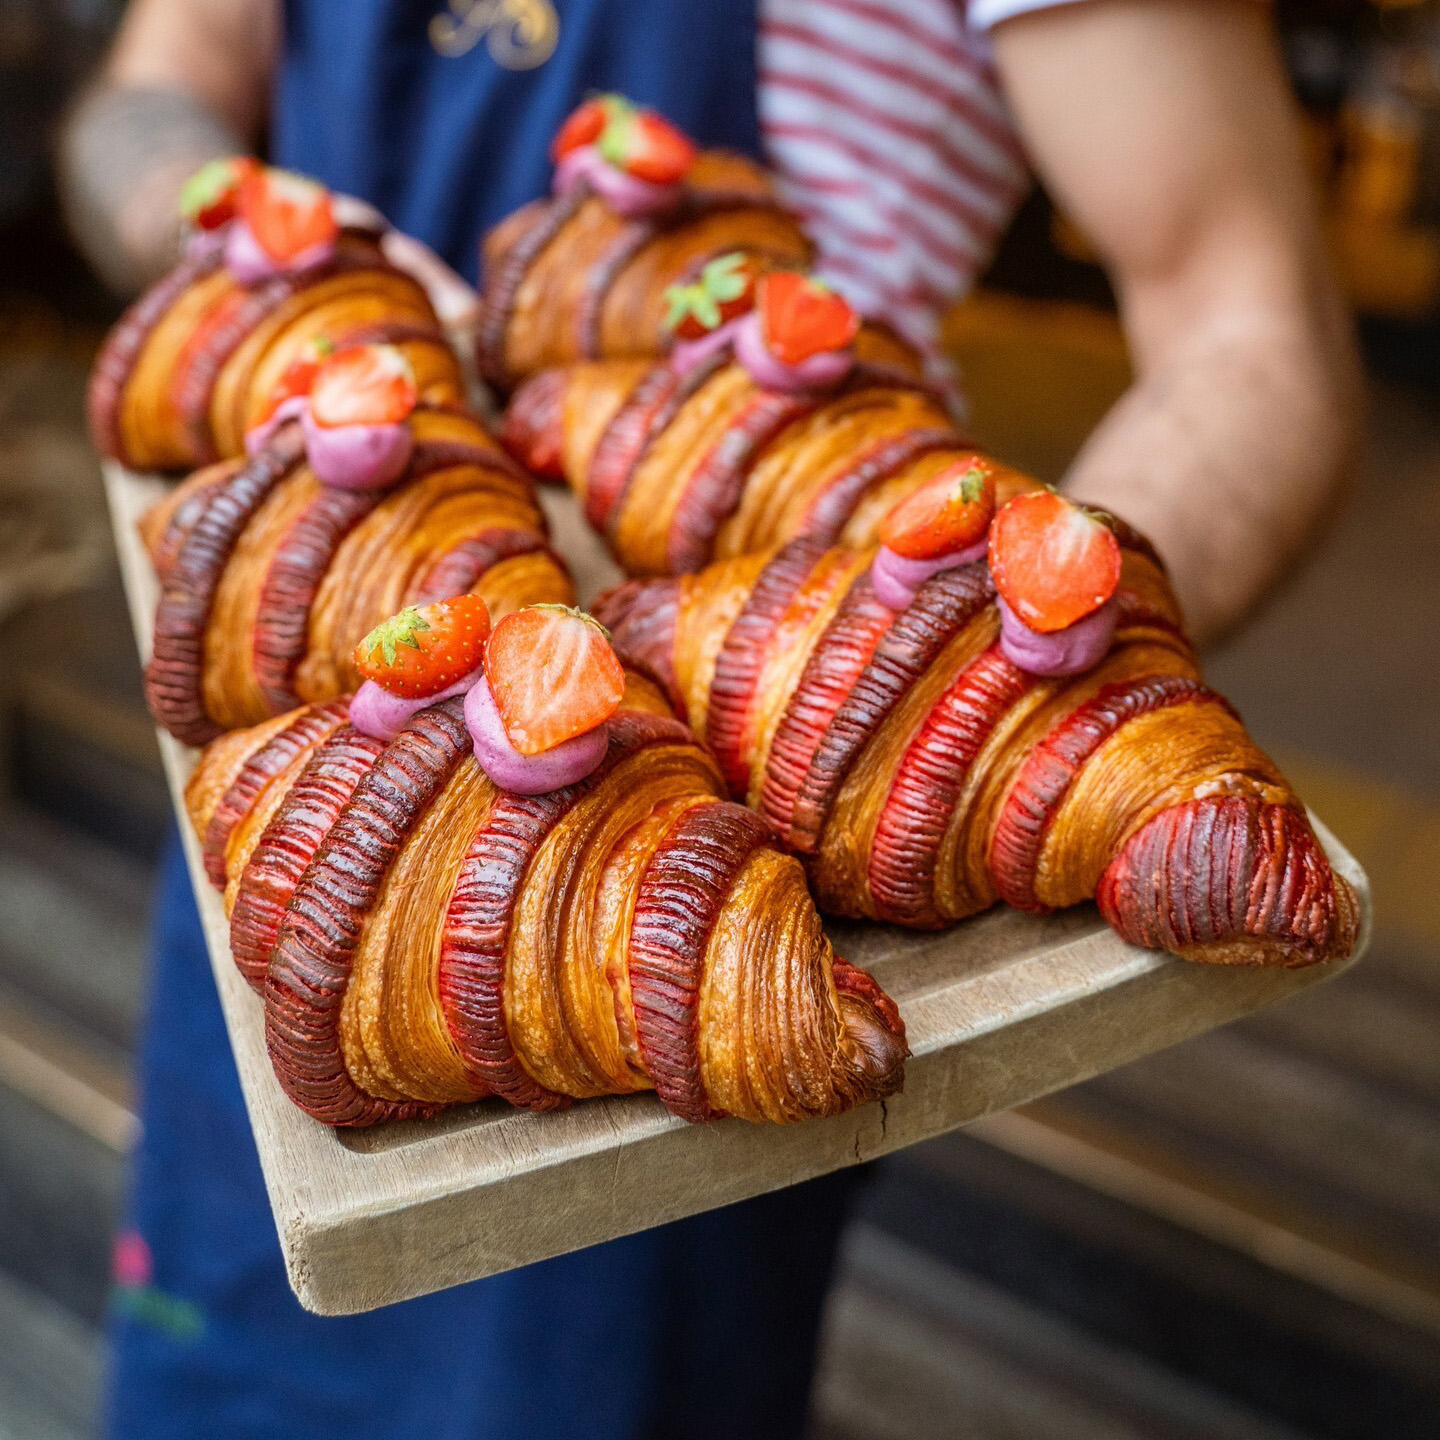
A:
[
  {"xmin": 354, "ymin": 594, "xmax": 491, "ymax": 699},
  {"xmin": 552, "ymin": 95, "xmax": 625, "ymax": 161},
  {"xmin": 879, "ymin": 456, "xmax": 996, "ymax": 559},
  {"xmin": 988, "ymin": 490, "xmax": 1122, "ymax": 633},
  {"xmin": 179, "ymin": 156, "xmax": 259, "ymax": 230},
  {"xmin": 308, "ymin": 344, "xmax": 418, "ymax": 429},
  {"xmin": 664, "ymin": 252, "xmax": 761, "ymax": 340},
  {"xmin": 256, "ymin": 334, "xmax": 335, "ymax": 424},
  {"xmin": 600, "ymin": 108, "xmax": 697, "ymax": 184},
  {"xmin": 759, "ymin": 272, "xmax": 859, "ymax": 366},
  {"xmin": 486, "ymin": 604, "xmax": 626, "ymax": 755},
  {"xmin": 238, "ymin": 167, "xmax": 338, "ymax": 263}
]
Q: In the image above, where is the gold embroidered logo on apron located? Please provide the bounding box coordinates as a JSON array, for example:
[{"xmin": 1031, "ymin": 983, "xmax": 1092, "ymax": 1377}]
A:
[{"xmin": 429, "ymin": 0, "xmax": 559, "ymax": 70}]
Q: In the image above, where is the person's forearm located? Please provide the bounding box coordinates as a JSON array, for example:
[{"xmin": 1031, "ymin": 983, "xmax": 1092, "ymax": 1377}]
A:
[
  {"xmin": 986, "ymin": 0, "xmax": 1366, "ymax": 647},
  {"xmin": 59, "ymin": 0, "xmax": 277, "ymax": 294},
  {"xmin": 1062, "ymin": 304, "xmax": 1362, "ymax": 646},
  {"xmin": 59, "ymin": 84, "xmax": 246, "ymax": 295}
]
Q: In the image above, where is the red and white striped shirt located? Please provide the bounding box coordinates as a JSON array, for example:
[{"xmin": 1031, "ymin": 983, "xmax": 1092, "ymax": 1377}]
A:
[{"xmin": 759, "ymin": 0, "xmax": 1081, "ymax": 399}]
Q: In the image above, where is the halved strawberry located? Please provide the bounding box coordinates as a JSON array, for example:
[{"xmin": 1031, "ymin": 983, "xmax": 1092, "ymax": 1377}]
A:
[
  {"xmin": 256, "ymin": 334, "xmax": 335, "ymax": 425},
  {"xmin": 486, "ymin": 604, "xmax": 626, "ymax": 755},
  {"xmin": 552, "ymin": 95, "xmax": 625, "ymax": 161},
  {"xmin": 179, "ymin": 156, "xmax": 259, "ymax": 230},
  {"xmin": 308, "ymin": 344, "xmax": 418, "ymax": 429},
  {"xmin": 879, "ymin": 457, "xmax": 996, "ymax": 559},
  {"xmin": 354, "ymin": 594, "xmax": 491, "ymax": 699},
  {"xmin": 238, "ymin": 167, "xmax": 338, "ymax": 263},
  {"xmin": 759, "ymin": 272, "xmax": 859, "ymax": 366},
  {"xmin": 600, "ymin": 108, "xmax": 697, "ymax": 185},
  {"xmin": 988, "ymin": 490, "xmax": 1122, "ymax": 633},
  {"xmin": 664, "ymin": 252, "xmax": 761, "ymax": 340}
]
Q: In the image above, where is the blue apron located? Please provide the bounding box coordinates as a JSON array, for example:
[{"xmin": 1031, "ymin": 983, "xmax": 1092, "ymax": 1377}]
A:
[
  {"xmin": 107, "ymin": 6, "xmax": 859, "ymax": 1437},
  {"xmin": 273, "ymin": 0, "xmax": 763, "ymax": 279}
]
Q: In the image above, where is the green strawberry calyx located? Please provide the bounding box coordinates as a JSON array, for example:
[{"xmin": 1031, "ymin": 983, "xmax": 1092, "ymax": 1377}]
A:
[
  {"xmin": 179, "ymin": 158, "xmax": 246, "ymax": 224},
  {"xmin": 595, "ymin": 97, "xmax": 640, "ymax": 168},
  {"xmin": 663, "ymin": 253, "xmax": 754, "ymax": 335},
  {"xmin": 957, "ymin": 466, "xmax": 988, "ymax": 504},
  {"xmin": 362, "ymin": 607, "xmax": 432, "ymax": 667}
]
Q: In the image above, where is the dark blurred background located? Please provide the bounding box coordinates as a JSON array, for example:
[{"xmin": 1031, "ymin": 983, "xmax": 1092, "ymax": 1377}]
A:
[{"xmin": 1, "ymin": 2, "xmax": 1438, "ymax": 1437}]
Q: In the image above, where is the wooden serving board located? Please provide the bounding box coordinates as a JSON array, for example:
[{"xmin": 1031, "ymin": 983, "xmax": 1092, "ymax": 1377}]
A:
[{"xmin": 104, "ymin": 461, "xmax": 1372, "ymax": 1316}]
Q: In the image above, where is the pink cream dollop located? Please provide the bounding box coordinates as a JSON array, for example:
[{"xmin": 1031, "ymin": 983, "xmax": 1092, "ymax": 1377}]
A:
[
  {"xmin": 223, "ymin": 217, "xmax": 338, "ymax": 285},
  {"xmin": 870, "ymin": 539, "xmax": 989, "ymax": 611},
  {"xmin": 244, "ymin": 394, "xmax": 309, "ymax": 456},
  {"xmin": 300, "ymin": 406, "xmax": 413, "ymax": 490},
  {"xmin": 552, "ymin": 146, "xmax": 684, "ymax": 219},
  {"xmin": 464, "ymin": 676, "xmax": 609, "ymax": 795},
  {"xmin": 348, "ymin": 668, "xmax": 483, "ymax": 744},
  {"xmin": 668, "ymin": 316, "xmax": 745, "ymax": 377},
  {"xmin": 183, "ymin": 226, "xmax": 229, "ymax": 266},
  {"xmin": 732, "ymin": 311, "xmax": 853, "ymax": 393},
  {"xmin": 997, "ymin": 593, "xmax": 1118, "ymax": 676}
]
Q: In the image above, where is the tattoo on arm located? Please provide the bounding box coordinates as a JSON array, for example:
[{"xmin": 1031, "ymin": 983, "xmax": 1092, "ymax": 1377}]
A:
[{"xmin": 58, "ymin": 85, "xmax": 246, "ymax": 295}]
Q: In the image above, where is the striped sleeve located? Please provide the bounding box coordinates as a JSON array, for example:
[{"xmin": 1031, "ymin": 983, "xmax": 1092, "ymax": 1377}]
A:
[
  {"xmin": 965, "ymin": 0, "xmax": 1097, "ymax": 29},
  {"xmin": 758, "ymin": 0, "xmax": 1032, "ymax": 408}
]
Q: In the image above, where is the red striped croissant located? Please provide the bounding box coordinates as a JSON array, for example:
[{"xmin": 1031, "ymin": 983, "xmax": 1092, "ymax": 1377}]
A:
[
  {"xmin": 476, "ymin": 151, "xmax": 812, "ymax": 390},
  {"xmin": 90, "ymin": 225, "xmax": 463, "ymax": 473},
  {"xmin": 595, "ymin": 538, "xmax": 1359, "ymax": 969},
  {"xmin": 185, "ymin": 675, "xmax": 908, "ymax": 1127},
  {"xmin": 141, "ymin": 406, "xmax": 573, "ymax": 745},
  {"xmin": 502, "ymin": 338, "xmax": 949, "ymax": 576}
]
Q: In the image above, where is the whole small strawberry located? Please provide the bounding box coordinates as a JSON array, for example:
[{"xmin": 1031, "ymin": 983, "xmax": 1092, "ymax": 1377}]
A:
[
  {"xmin": 664, "ymin": 253, "xmax": 761, "ymax": 340},
  {"xmin": 308, "ymin": 344, "xmax": 418, "ymax": 429},
  {"xmin": 256, "ymin": 334, "xmax": 335, "ymax": 425},
  {"xmin": 486, "ymin": 604, "xmax": 626, "ymax": 755},
  {"xmin": 880, "ymin": 457, "xmax": 996, "ymax": 560},
  {"xmin": 179, "ymin": 156, "xmax": 259, "ymax": 231},
  {"xmin": 354, "ymin": 594, "xmax": 492, "ymax": 699},
  {"xmin": 552, "ymin": 95, "xmax": 626, "ymax": 161},
  {"xmin": 988, "ymin": 490, "xmax": 1122, "ymax": 633},
  {"xmin": 552, "ymin": 94, "xmax": 697, "ymax": 185},
  {"xmin": 759, "ymin": 272, "xmax": 859, "ymax": 365}
]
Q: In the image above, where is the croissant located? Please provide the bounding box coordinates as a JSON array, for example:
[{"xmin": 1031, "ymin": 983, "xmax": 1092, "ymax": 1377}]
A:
[
  {"xmin": 594, "ymin": 537, "xmax": 1360, "ymax": 969},
  {"xmin": 140, "ymin": 406, "xmax": 572, "ymax": 745},
  {"xmin": 90, "ymin": 224, "xmax": 463, "ymax": 473},
  {"xmin": 185, "ymin": 675, "xmax": 908, "ymax": 1127},
  {"xmin": 476, "ymin": 151, "xmax": 812, "ymax": 391},
  {"xmin": 502, "ymin": 341, "xmax": 953, "ymax": 576}
]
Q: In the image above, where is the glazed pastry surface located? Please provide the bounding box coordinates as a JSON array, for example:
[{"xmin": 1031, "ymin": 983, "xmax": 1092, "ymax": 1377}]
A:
[
  {"xmin": 596, "ymin": 539, "xmax": 1359, "ymax": 969},
  {"xmin": 501, "ymin": 336, "xmax": 964, "ymax": 577},
  {"xmin": 187, "ymin": 674, "xmax": 907, "ymax": 1127},
  {"xmin": 90, "ymin": 228, "xmax": 464, "ymax": 472},
  {"xmin": 476, "ymin": 151, "xmax": 813, "ymax": 390},
  {"xmin": 142, "ymin": 406, "xmax": 572, "ymax": 744}
]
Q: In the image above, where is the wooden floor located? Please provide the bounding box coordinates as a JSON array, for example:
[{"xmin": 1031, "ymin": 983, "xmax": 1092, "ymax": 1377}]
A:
[{"xmin": 1, "ymin": 303, "xmax": 1438, "ymax": 1436}]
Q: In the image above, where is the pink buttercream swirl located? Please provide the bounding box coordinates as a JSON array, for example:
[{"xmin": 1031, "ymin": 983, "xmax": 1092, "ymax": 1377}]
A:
[
  {"xmin": 732, "ymin": 311, "xmax": 853, "ymax": 393},
  {"xmin": 465, "ymin": 676, "xmax": 609, "ymax": 795},
  {"xmin": 183, "ymin": 226, "xmax": 229, "ymax": 266},
  {"xmin": 244, "ymin": 394, "xmax": 309, "ymax": 456},
  {"xmin": 348, "ymin": 668, "xmax": 482, "ymax": 744},
  {"xmin": 300, "ymin": 405, "xmax": 413, "ymax": 490},
  {"xmin": 870, "ymin": 539, "xmax": 989, "ymax": 611},
  {"xmin": 669, "ymin": 316, "xmax": 746, "ymax": 377},
  {"xmin": 552, "ymin": 146, "xmax": 685, "ymax": 219},
  {"xmin": 223, "ymin": 217, "xmax": 338, "ymax": 285},
  {"xmin": 997, "ymin": 594, "xmax": 1118, "ymax": 676}
]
